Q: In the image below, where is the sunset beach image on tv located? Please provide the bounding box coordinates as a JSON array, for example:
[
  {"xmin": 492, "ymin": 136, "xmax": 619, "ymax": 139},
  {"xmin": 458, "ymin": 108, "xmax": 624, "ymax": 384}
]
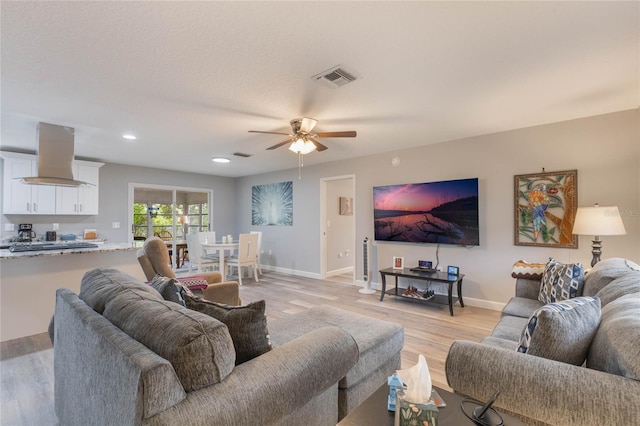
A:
[{"xmin": 373, "ymin": 178, "xmax": 479, "ymax": 245}]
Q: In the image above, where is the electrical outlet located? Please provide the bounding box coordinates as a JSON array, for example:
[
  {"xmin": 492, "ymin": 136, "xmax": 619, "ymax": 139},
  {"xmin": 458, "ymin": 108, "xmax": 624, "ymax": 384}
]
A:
[
  {"xmin": 52, "ymin": 223, "xmax": 59, "ymax": 230},
  {"xmin": 4, "ymin": 223, "xmax": 15, "ymax": 232},
  {"xmin": 112, "ymin": 222, "xmax": 120, "ymax": 229},
  {"xmin": 338, "ymin": 252, "xmax": 343, "ymax": 258}
]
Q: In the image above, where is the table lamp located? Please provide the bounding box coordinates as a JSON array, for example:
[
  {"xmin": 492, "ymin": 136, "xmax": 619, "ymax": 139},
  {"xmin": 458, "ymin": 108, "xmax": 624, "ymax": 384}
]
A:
[{"xmin": 572, "ymin": 204, "xmax": 626, "ymax": 267}]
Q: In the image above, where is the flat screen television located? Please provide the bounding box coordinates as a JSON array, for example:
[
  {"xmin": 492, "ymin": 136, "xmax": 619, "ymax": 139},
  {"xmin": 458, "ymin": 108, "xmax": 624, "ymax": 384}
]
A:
[{"xmin": 373, "ymin": 178, "xmax": 479, "ymax": 245}]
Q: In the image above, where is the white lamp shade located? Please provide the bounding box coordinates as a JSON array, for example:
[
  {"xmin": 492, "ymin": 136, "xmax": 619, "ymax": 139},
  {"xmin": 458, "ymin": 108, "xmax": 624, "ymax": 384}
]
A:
[{"xmin": 572, "ymin": 205, "xmax": 626, "ymax": 236}]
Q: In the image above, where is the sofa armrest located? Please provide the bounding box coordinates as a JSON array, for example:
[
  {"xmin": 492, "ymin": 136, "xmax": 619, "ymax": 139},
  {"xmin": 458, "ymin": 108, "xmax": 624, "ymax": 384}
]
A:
[
  {"xmin": 514, "ymin": 278, "xmax": 541, "ymax": 300},
  {"xmin": 201, "ymin": 280, "xmax": 240, "ymax": 305},
  {"xmin": 146, "ymin": 326, "xmax": 359, "ymax": 425},
  {"xmin": 446, "ymin": 340, "xmax": 640, "ymax": 426}
]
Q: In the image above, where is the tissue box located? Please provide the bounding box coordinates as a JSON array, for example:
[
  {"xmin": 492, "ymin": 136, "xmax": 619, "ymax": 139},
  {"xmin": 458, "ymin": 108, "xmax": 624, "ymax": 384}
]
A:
[{"xmin": 394, "ymin": 390, "xmax": 438, "ymax": 426}]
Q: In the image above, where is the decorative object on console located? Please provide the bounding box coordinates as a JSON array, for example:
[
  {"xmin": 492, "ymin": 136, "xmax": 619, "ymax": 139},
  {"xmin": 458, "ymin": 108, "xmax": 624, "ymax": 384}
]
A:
[
  {"xmin": 393, "ymin": 256, "xmax": 404, "ymax": 269},
  {"xmin": 447, "ymin": 265, "xmax": 459, "ymax": 276},
  {"xmin": 538, "ymin": 258, "xmax": 584, "ymax": 304},
  {"xmin": 514, "ymin": 169, "xmax": 577, "ymax": 248},
  {"xmin": 572, "ymin": 204, "xmax": 627, "ymax": 267}
]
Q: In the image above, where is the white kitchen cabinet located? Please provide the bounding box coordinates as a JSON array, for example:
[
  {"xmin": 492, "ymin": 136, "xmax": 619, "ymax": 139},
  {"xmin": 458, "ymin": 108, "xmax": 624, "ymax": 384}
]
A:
[
  {"xmin": 1, "ymin": 153, "xmax": 56, "ymax": 214},
  {"xmin": 1, "ymin": 152, "xmax": 103, "ymax": 215},
  {"xmin": 55, "ymin": 162, "xmax": 103, "ymax": 215}
]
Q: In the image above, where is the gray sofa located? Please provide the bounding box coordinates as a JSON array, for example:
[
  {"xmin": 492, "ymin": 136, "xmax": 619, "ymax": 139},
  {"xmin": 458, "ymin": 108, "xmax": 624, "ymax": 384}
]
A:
[
  {"xmin": 445, "ymin": 258, "xmax": 640, "ymax": 425},
  {"xmin": 53, "ymin": 267, "xmax": 403, "ymax": 425}
]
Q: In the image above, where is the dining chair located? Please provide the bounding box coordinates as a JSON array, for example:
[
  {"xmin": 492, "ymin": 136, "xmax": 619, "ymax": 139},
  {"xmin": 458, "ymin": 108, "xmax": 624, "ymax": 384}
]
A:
[
  {"xmin": 197, "ymin": 231, "xmax": 218, "ymax": 260},
  {"xmin": 186, "ymin": 233, "xmax": 218, "ymax": 273},
  {"xmin": 226, "ymin": 233, "xmax": 259, "ymax": 286},
  {"xmin": 250, "ymin": 231, "xmax": 263, "ymax": 275}
]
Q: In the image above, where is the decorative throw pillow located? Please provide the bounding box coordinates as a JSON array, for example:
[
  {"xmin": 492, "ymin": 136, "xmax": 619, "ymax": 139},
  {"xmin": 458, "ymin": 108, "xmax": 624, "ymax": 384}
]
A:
[
  {"xmin": 517, "ymin": 296, "xmax": 601, "ymax": 365},
  {"xmin": 511, "ymin": 260, "xmax": 546, "ymax": 280},
  {"xmin": 150, "ymin": 274, "xmax": 187, "ymax": 307},
  {"xmin": 185, "ymin": 295, "xmax": 272, "ymax": 364},
  {"xmin": 176, "ymin": 276, "xmax": 209, "ymax": 290},
  {"xmin": 538, "ymin": 258, "xmax": 584, "ymax": 304}
]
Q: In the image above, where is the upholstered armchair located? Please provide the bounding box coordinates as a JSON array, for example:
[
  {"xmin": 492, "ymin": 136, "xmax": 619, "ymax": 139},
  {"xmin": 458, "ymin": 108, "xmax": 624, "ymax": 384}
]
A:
[{"xmin": 137, "ymin": 237, "xmax": 240, "ymax": 305}]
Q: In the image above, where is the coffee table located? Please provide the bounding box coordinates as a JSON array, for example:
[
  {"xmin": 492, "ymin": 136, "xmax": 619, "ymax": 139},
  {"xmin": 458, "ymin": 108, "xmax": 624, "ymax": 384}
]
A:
[{"xmin": 338, "ymin": 384, "xmax": 525, "ymax": 425}]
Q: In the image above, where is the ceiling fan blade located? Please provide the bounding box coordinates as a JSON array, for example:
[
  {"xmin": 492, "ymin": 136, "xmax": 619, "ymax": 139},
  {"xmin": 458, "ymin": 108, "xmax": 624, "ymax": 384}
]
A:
[
  {"xmin": 316, "ymin": 131, "xmax": 357, "ymax": 138},
  {"xmin": 248, "ymin": 130, "xmax": 290, "ymax": 136},
  {"xmin": 266, "ymin": 139, "xmax": 293, "ymax": 150},
  {"xmin": 309, "ymin": 137, "xmax": 328, "ymax": 152},
  {"xmin": 299, "ymin": 117, "xmax": 318, "ymax": 133}
]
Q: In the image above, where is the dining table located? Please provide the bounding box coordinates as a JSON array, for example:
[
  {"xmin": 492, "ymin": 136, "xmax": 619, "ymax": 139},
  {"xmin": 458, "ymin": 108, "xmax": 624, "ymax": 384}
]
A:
[{"xmin": 201, "ymin": 240, "xmax": 239, "ymax": 281}]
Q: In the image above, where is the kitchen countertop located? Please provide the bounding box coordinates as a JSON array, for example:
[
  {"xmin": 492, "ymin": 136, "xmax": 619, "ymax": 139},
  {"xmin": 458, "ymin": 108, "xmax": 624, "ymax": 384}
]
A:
[{"xmin": 0, "ymin": 242, "xmax": 137, "ymax": 259}]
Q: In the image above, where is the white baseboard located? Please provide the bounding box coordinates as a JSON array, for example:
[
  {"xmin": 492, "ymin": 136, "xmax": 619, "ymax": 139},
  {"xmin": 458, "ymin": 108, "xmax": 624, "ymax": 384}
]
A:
[
  {"xmin": 260, "ymin": 265, "xmax": 321, "ymax": 280},
  {"xmin": 326, "ymin": 266, "xmax": 354, "ymax": 277}
]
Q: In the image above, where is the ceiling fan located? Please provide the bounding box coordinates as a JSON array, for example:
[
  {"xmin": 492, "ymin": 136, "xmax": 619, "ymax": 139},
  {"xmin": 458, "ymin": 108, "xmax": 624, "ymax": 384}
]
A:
[{"xmin": 248, "ymin": 117, "xmax": 357, "ymax": 154}]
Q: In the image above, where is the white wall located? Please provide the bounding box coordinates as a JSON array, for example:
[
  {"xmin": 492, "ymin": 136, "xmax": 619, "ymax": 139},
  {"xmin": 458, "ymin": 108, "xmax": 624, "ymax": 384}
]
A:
[{"xmin": 236, "ymin": 109, "xmax": 640, "ymax": 308}]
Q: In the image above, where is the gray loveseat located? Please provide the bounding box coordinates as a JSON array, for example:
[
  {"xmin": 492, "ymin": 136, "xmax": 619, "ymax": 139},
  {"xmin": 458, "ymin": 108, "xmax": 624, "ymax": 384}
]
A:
[
  {"xmin": 53, "ymin": 267, "xmax": 403, "ymax": 425},
  {"xmin": 446, "ymin": 258, "xmax": 640, "ymax": 425}
]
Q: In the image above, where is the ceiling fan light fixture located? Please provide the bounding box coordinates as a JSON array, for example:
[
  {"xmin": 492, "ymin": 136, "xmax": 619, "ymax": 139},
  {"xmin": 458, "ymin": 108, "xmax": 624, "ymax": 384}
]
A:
[{"xmin": 288, "ymin": 138, "xmax": 316, "ymax": 155}]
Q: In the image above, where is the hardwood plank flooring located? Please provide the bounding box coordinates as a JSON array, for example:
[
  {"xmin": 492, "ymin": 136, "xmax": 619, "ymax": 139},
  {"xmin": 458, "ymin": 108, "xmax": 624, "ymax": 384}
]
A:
[{"xmin": 0, "ymin": 271, "xmax": 500, "ymax": 425}]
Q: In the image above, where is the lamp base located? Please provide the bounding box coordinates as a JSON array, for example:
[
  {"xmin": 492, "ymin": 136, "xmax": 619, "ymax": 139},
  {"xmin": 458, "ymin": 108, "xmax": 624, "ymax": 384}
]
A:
[{"xmin": 590, "ymin": 238, "xmax": 602, "ymax": 268}]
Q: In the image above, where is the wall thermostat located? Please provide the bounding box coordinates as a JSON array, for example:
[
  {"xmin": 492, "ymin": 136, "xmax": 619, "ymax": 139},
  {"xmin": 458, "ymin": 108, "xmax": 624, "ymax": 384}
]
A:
[{"xmin": 447, "ymin": 265, "xmax": 459, "ymax": 276}]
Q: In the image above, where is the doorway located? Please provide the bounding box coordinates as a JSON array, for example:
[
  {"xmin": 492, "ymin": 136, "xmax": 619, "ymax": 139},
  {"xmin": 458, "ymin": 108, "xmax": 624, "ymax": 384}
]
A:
[
  {"xmin": 128, "ymin": 183, "xmax": 213, "ymax": 269},
  {"xmin": 320, "ymin": 175, "xmax": 356, "ymax": 283}
]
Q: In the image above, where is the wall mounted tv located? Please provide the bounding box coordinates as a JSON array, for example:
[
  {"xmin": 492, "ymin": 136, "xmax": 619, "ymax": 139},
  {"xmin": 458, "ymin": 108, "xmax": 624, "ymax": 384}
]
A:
[{"xmin": 373, "ymin": 178, "xmax": 479, "ymax": 246}]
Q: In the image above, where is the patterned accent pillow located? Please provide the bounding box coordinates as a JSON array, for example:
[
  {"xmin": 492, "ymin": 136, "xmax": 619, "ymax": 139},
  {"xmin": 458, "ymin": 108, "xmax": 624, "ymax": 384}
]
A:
[
  {"xmin": 185, "ymin": 295, "xmax": 272, "ymax": 364},
  {"xmin": 176, "ymin": 276, "xmax": 209, "ymax": 290},
  {"xmin": 511, "ymin": 260, "xmax": 546, "ymax": 280},
  {"xmin": 538, "ymin": 258, "xmax": 584, "ymax": 304},
  {"xmin": 150, "ymin": 274, "xmax": 187, "ymax": 307},
  {"xmin": 517, "ymin": 296, "xmax": 601, "ymax": 365}
]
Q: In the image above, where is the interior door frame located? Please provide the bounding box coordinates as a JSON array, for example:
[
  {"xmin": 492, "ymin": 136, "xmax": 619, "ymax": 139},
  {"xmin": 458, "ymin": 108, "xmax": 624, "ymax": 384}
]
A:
[
  {"xmin": 127, "ymin": 183, "xmax": 214, "ymax": 265},
  {"xmin": 319, "ymin": 174, "xmax": 356, "ymax": 280}
]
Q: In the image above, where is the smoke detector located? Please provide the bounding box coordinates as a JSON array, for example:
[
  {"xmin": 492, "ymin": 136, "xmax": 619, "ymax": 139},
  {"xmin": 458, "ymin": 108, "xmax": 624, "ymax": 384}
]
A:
[{"xmin": 312, "ymin": 66, "xmax": 357, "ymax": 88}]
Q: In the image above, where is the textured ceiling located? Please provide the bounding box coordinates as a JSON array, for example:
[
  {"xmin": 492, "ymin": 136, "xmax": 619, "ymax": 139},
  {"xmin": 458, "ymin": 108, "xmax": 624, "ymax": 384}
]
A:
[{"xmin": 1, "ymin": 1, "xmax": 638, "ymax": 177}]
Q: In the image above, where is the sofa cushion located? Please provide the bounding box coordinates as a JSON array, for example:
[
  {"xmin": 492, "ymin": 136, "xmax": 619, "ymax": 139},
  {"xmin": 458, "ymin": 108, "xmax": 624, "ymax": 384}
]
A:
[
  {"xmin": 490, "ymin": 315, "xmax": 529, "ymax": 341},
  {"xmin": 517, "ymin": 296, "xmax": 601, "ymax": 365},
  {"xmin": 501, "ymin": 297, "xmax": 544, "ymax": 319},
  {"xmin": 79, "ymin": 267, "xmax": 163, "ymax": 314},
  {"xmin": 594, "ymin": 272, "xmax": 640, "ymax": 307},
  {"xmin": 103, "ymin": 288, "xmax": 236, "ymax": 391},
  {"xmin": 150, "ymin": 274, "xmax": 187, "ymax": 306},
  {"xmin": 582, "ymin": 258, "xmax": 640, "ymax": 296},
  {"xmin": 538, "ymin": 258, "xmax": 584, "ymax": 304},
  {"xmin": 185, "ymin": 295, "xmax": 272, "ymax": 365},
  {"xmin": 587, "ymin": 294, "xmax": 640, "ymax": 380},
  {"xmin": 511, "ymin": 260, "xmax": 546, "ymax": 280}
]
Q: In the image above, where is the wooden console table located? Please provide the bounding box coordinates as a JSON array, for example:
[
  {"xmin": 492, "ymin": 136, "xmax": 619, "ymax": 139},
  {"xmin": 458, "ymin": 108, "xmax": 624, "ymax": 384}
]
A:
[{"xmin": 379, "ymin": 268, "xmax": 465, "ymax": 316}]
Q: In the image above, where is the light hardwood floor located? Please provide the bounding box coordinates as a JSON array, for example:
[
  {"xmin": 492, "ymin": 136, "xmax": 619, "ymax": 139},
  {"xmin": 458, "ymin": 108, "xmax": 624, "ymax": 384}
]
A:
[{"xmin": 0, "ymin": 271, "xmax": 500, "ymax": 425}]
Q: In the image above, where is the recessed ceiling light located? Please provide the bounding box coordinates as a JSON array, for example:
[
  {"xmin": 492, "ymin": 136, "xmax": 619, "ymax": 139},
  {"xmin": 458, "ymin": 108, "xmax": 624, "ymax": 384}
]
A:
[
  {"xmin": 212, "ymin": 157, "xmax": 230, "ymax": 163},
  {"xmin": 123, "ymin": 134, "xmax": 137, "ymax": 140}
]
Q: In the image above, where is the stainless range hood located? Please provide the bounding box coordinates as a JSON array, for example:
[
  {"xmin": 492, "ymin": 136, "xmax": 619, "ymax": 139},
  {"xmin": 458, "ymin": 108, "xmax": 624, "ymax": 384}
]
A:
[{"xmin": 21, "ymin": 122, "xmax": 90, "ymax": 187}]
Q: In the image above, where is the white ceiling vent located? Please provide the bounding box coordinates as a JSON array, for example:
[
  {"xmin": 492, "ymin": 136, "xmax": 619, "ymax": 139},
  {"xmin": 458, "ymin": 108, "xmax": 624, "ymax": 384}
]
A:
[{"xmin": 312, "ymin": 66, "xmax": 357, "ymax": 88}]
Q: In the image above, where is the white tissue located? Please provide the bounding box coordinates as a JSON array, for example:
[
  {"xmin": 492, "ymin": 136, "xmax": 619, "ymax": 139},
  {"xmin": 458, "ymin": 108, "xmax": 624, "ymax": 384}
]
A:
[{"xmin": 396, "ymin": 354, "xmax": 432, "ymax": 403}]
